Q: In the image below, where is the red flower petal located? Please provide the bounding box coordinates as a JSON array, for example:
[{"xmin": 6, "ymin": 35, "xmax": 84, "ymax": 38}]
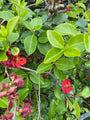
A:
[{"xmin": 19, "ymin": 57, "xmax": 27, "ymax": 65}]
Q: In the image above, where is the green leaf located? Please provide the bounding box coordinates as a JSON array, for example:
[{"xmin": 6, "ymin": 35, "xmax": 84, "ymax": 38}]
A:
[
  {"xmin": 0, "ymin": 11, "xmax": 14, "ymax": 20},
  {"xmin": 85, "ymin": 61, "xmax": 90, "ymax": 67},
  {"xmin": 54, "ymin": 86, "xmax": 61, "ymax": 100},
  {"xmin": 81, "ymin": 86, "xmax": 90, "ymax": 98},
  {"xmin": 68, "ymin": 100, "xmax": 73, "ymax": 111},
  {"xmin": 75, "ymin": 18, "xmax": 87, "ymax": 28},
  {"xmin": 11, "ymin": 47, "xmax": 19, "ymax": 55},
  {"xmin": 18, "ymin": 88, "xmax": 29, "ymax": 102},
  {"xmin": 9, "ymin": 32, "xmax": 19, "ymax": 44},
  {"xmin": 55, "ymin": 23, "xmax": 77, "ymax": 36},
  {"xmin": 24, "ymin": 78, "xmax": 32, "ymax": 92},
  {"xmin": 37, "ymin": 42, "xmax": 51, "ymax": 55},
  {"xmin": 55, "ymin": 58, "xmax": 75, "ymax": 70},
  {"xmin": 47, "ymin": 30, "xmax": 64, "ymax": 49},
  {"xmin": 31, "ymin": 17, "xmax": 42, "ymax": 31},
  {"xmin": 74, "ymin": 100, "xmax": 80, "ymax": 119},
  {"xmin": 84, "ymin": 11, "xmax": 90, "ymax": 21},
  {"xmin": 84, "ymin": 33, "xmax": 90, "ymax": 52},
  {"xmin": 1, "ymin": 25, "xmax": 7, "ymax": 37},
  {"xmin": 23, "ymin": 20, "xmax": 32, "ymax": 31},
  {"xmin": 35, "ymin": 0, "xmax": 44, "ymax": 6},
  {"xmin": 24, "ymin": 35, "xmax": 37, "ymax": 55},
  {"xmin": 0, "ymin": 44, "xmax": 9, "ymax": 61},
  {"xmin": 0, "ymin": 36, "xmax": 6, "ymax": 41},
  {"xmin": 64, "ymin": 47, "xmax": 80, "ymax": 57},
  {"xmin": 36, "ymin": 62, "xmax": 52, "ymax": 74},
  {"xmin": 53, "ymin": 13, "xmax": 68, "ymax": 25},
  {"xmin": 40, "ymin": 79, "xmax": 51, "ymax": 88},
  {"xmin": 88, "ymin": 23, "xmax": 90, "ymax": 34},
  {"xmin": 7, "ymin": 16, "xmax": 19, "ymax": 37},
  {"xmin": 44, "ymin": 48, "xmax": 64, "ymax": 63},
  {"xmin": 38, "ymin": 31, "xmax": 48, "ymax": 43},
  {"xmin": 76, "ymin": 3, "xmax": 86, "ymax": 10},
  {"xmin": 54, "ymin": 67, "xmax": 67, "ymax": 80},
  {"xmin": 29, "ymin": 72, "xmax": 44, "ymax": 84},
  {"xmin": 56, "ymin": 100, "xmax": 66, "ymax": 114},
  {"xmin": 0, "ymin": 97, "xmax": 8, "ymax": 108},
  {"xmin": 49, "ymin": 100, "xmax": 55, "ymax": 118},
  {"xmin": 67, "ymin": 34, "xmax": 85, "ymax": 52}
]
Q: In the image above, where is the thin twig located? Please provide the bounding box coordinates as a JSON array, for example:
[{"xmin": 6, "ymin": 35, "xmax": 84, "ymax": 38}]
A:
[
  {"xmin": 5, "ymin": 68, "xmax": 11, "ymax": 82},
  {"xmin": 79, "ymin": 56, "xmax": 88, "ymax": 62},
  {"xmin": 21, "ymin": 66, "xmax": 36, "ymax": 73},
  {"xmin": 13, "ymin": 100, "xmax": 17, "ymax": 120},
  {"xmin": 0, "ymin": 20, "xmax": 5, "ymax": 26},
  {"xmin": 52, "ymin": 0, "xmax": 55, "ymax": 9},
  {"xmin": 44, "ymin": 0, "xmax": 48, "ymax": 6}
]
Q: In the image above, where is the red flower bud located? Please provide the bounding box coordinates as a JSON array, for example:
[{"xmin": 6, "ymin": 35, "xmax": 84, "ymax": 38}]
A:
[{"xmin": 1, "ymin": 113, "xmax": 13, "ymax": 120}]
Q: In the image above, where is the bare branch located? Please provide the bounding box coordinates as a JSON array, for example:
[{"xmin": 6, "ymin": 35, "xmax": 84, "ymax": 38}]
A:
[{"xmin": 13, "ymin": 100, "xmax": 17, "ymax": 120}]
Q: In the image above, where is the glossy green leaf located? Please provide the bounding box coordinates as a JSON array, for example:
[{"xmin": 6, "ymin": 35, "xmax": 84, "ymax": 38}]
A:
[
  {"xmin": 24, "ymin": 35, "xmax": 37, "ymax": 55},
  {"xmin": 81, "ymin": 86, "xmax": 90, "ymax": 98},
  {"xmin": 11, "ymin": 47, "xmax": 19, "ymax": 55},
  {"xmin": 47, "ymin": 30, "xmax": 64, "ymax": 49},
  {"xmin": 9, "ymin": 32, "xmax": 19, "ymax": 44},
  {"xmin": 0, "ymin": 36, "xmax": 6, "ymax": 41},
  {"xmin": 54, "ymin": 86, "xmax": 61, "ymax": 100},
  {"xmin": 37, "ymin": 42, "xmax": 51, "ymax": 55},
  {"xmin": 55, "ymin": 58, "xmax": 75, "ymax": 70},
  {"xmin": 53, "ymin": 13, "xmax": 68, "ymax": 25},
  {"xmin": 84, "ymin": 11, "xmax": 90, "ymax": 21},
  {"xmin": 64, "ymin": 47, "xmax": 80, "ymax": 57},
  {"xmin": 49, "ymin": 100, "xmax": 55, "ymax": 118},
  {"xmin": 76, "ymin": 3, "xmax": 86, "ymax": 10},
  {"xmin": 18, "ymin": 88, "xmax": 29, "ymax": 102},
  {"xmin": 84, "ymin": 33, "xmax": 90, "ymax": 52},
  {"xmin": 7, "ymin": 16, "xmax": 19, "ymax": 37},
  {"xmin": 0, "ymin": 97, "xmax": 8, "ymax": 108},
  {"xmin": 88, "ymin": 23, "xmax": 90, "ymax": 34},
  {"xmin": 38, "ymin": 31, "xmax": 48, "ymax": 43},
  {"xmin": 24, "ymin": 78, "xmax": 32, "ymax": 92},
  {"xmin": 40, "ymin": 79, "xmax": 51, "ymax": 88},
  {"xmin": 55, "ymin": 23, "xmax": 77, "ymax": 35},
  {"xmin": 23, "ymin": 20, "xmax": 32, "ymax": 31},
  {"xmin": 29, "ymin": 72, "xmax": 44, "ymax": 84},
  {"xmin": 35, "ymin": 0, "xmax": 44, "ymax": 6},
  {"xmin": 74, "ymin": 100, "xmax": 80, "ymax": 119},
  {"xmin": 0, "ymin": 44, "xmax": 9, "ymax": 61},
  {"xmin": 31, "ymin": 17, "xmax": 42, "ymax": 31},
  {"xmin": 36, "ymin": 62, "xmax": 52, "ymax": 74},
  {"xmin": 56, "ymin": 100, "xmax": 66, "ymax": 114},
  {"xmin": 67, "ymin": 34, "xmax": 85, "ymax": 52},
  {"xmin": 54, "ymin": 67, "xmax": 67, "ymax": 80},
  {"xmin": 85, "ymin": 61, "xmax": 90, "ymax": 67},
  {"xmin": 1, "ymin": 25, "xmax": 7, "ymax": 37},
  {"xmin": 44, "ymin": 48, "xmax": 64, "ymax": 63},
  {"xmin": 0, "ymin": 11, "xmax": 14, "ymax": 20}
]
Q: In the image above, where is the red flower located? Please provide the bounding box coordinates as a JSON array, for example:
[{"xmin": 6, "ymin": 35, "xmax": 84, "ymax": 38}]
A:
[
  {"xmin": 0, "ymin": 91, "xmax": 7, "ymax": 98},
  {"xmin": 66, "ymin": 7, "xmax": 70, "ymax": 12},
  {"xmin": 7, "ymin": 86, "xmax": 17, "ymax": 96},
  {"xmin": 1, "ymin": 50, "xmax": 27, "ymax": 68},
  {"xmin": 12, "ymin": 53, "xmax": 27, "ymax": 68},
  {"xmin": 1, "ymin": 113, "xmax": 13, "ymax": 120},
  {"xmin": 7, "ymin": 100, "xmax": 13, "ymax": 113},
  {"xmin": 19, "ymin": 102, "xmax": 33, "ymax": 119},
  {"xmin": 0, "ymin": 83, "xmax": 10, "ymax": 91},
  {"xmin": 13, "ymin": 77, "xmax": 24, "ymax": 87},
  {"xmin": 55, "ymin": 0, "xmax": 60, "ymax": 3},
  {"xmin": 61, "ymin": 79, "xmax": 72, "ymax": 94}
]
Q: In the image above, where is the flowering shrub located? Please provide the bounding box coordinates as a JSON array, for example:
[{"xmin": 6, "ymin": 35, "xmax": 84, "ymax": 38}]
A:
[{"xmin": 0, "ymin": 0, "xmax": 90, "ymax": 120}]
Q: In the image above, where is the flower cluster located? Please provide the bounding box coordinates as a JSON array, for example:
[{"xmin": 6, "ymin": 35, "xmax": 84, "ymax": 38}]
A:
[
  {"xmin": 0, "ymin": 73, "xmax": 33, "ymax": 119},
  {"xmin": 1, "ymin": 50, "xmax": 27, "ymax": 68},
  {"xmin": 61, "ymin": 79, "xmax": 72, "ymax": 94}
]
